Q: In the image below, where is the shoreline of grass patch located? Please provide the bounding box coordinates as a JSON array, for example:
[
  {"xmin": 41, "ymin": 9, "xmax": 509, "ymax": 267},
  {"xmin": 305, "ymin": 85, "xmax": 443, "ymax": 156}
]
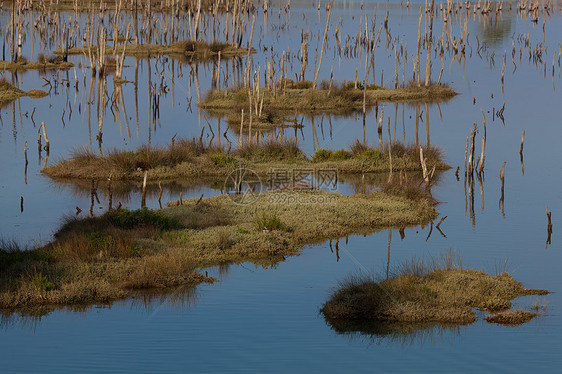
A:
[
  {"xmin": 41, "ymin": 138, "xmax": 449, "ymax": 181},
  {"xmin": 200, "ymin": 79, "xmax": 457, "ymax": 124},
  {"xmin": 321, "ymin": 257, "xmax": 549, "ymax": 329},
  {"xmin": 0, "ymin": 188, "xmax": 437, "ymax": 313},
  {"xmin": 54, "ymin": 40, "xmax": 254, "ymax": 61}
]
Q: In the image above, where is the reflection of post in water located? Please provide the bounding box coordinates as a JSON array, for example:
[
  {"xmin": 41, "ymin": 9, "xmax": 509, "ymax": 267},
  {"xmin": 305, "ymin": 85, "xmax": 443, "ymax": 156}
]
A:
[
  {"xmin": 329, "ymin": 239, "xmax": 340, "ymax": 262},
  {"xmin": 24, "ymin": 140, "xmax": 28, "ymax": 184},
  {"xmin": 87, "ymin": 73, "xmax": 95, "ymax": 147},
  {"xmin": 134, "ymin": 59, "xmax": 139, "ymax": 137},
  {"xmin": 311, "ymin": 115, "xmax": 320, "ymax": 150},
  {"xmin": 393, "ymin": 103, "xmax": 398, "ymax": 142},
  {"xmin": 520, "ymin": 130, "xmax": 525, "ymax": 175},
  {"xmin": 415, "ymin": 103, "xmax": 419, "ymax": 146},
  {"xmin": 499, "ymin": 162, "xmax": 506, "ymax": 216},
  {"xmin": 148, "ymin": 58, "xmax": 153, "ymax": 147},
  {"xmin": 96, "ymin": 75, "xmax": 106, "ymax": 156},
  {"xmin": 468, "ymin": 171, "xmax": 475, "ymax": 226},
  {"xmin": 424, "ymin": 102, "xmax": 430, "ymax": 147},
  {"xmin": 386, "ymin": 229, "xmax": 391, "ymax": 280},
  {"xmin": 477, "ymin": 172, "xmax": 484, "ymax": 212},
  {"xmin": 378, "ymin": 106, "xmax": 384, "ymax": 150},
  {"xmin": 546, "ymin": 207, "xmax": 553, "ymax": 248},
  {"xmin": 362, "ymin": 111, "xmax": 366, "ymax": 146},
  {"xmin": 90, "ymin": 179, "xmax": 100, "ymax": 216}
]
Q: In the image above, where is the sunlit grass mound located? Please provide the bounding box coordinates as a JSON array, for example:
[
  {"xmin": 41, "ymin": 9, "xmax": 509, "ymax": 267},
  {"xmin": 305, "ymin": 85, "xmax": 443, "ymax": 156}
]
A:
[{"xmin": 321, "ymin": 257, "xmax": 548, "ymax": 326}]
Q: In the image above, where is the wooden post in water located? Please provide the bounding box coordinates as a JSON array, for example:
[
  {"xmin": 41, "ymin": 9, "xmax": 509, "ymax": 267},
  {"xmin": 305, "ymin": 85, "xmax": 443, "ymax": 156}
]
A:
[
  {"xmin": 313, "ymin": 0, "xmax": 333, "ymax": 89},
  {"xmin": 425, "ymin": 0, "xmax": 435, "ymax": 87}
]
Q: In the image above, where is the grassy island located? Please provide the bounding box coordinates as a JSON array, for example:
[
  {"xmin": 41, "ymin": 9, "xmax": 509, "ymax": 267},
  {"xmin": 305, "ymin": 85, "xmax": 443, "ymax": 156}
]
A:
[
  {"xmin": 0, "ymin": 189, "xmax": 437, "ymax": 312},
  {"xmin": 321, "ymin": 260, "xmax": 549, "ymax": 327},
  {"xmin": 42, "ymin": 138, "xmax": 449, "ymax": 181}
]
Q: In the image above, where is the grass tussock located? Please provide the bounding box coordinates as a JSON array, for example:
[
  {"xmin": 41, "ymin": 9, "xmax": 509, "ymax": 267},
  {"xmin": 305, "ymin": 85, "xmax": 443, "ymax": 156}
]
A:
[
  {"xmin": 321, "ymin": 255, "xmax": 548, "ymax": 326},
  {"xmin": 201, "ymin": 79, "xmax": 457, "ymax": 117},
  {"xmin": 1, "ymin": 188, "xmax": 437, "ymax": 312},
  {"xmin": 485, "ymin": 310, "xmax": 537, "ymax": 325},
  {"xmin": 43, "ymin": 137, "xmax": 449, "ymax": 181}
]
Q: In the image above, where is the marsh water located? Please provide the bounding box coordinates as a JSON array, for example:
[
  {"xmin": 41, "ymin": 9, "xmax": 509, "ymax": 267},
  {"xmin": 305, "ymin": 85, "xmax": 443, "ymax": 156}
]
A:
[{"xmin": 1, "ymin": 0, "xmax": 562, "ymax": 371}]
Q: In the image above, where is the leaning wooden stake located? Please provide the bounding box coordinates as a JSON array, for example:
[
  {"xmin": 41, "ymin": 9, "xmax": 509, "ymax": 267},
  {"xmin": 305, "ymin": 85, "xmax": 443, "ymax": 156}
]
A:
[{"xmin": 520, "ymin": 130, "xmax": 525, "ymax": 155}]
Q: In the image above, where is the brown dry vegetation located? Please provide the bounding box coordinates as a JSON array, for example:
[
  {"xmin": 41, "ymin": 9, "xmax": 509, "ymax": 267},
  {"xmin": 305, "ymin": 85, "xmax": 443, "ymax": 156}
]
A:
[
  {"xmin": 54, "ymin": 40, "xmax": 252, "ymax": 60},
  {"xmin": 321, "ymin": 258, "xmax": 549, "ymax": 327},
  {"xmin": 42, "ymin": 138, "xmax": 449, "ymax": 181},
  {"xmin": 485, "ymin": 310, "xmax": 537, "ymax": 325},
  {"xmin": 0, "ymin": 189, "xmax": 437, "ymax": 312},
  {"xmin": 10, "ymin": 0, "xmax": 235, "ymax": 12},
  {"xmin": 201, "ymin": 79, "xmax": 457, "ymax": 121}
]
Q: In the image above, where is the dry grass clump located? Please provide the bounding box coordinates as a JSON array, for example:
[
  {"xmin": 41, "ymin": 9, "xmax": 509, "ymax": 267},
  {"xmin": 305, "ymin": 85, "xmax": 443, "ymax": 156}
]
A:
[
  {"xmin": 485, "ymin": 310, "xmax": 537, "ymax": 325},
  {"xmin": 321, "ymin": 257, "xmax": 548, "ymax": 326}
]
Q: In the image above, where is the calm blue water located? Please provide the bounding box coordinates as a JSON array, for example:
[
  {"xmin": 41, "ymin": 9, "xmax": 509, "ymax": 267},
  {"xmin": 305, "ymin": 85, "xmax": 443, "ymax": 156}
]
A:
[{"xmin": 1, "ymin": 1, "xmax": 562, "ymax": 372}]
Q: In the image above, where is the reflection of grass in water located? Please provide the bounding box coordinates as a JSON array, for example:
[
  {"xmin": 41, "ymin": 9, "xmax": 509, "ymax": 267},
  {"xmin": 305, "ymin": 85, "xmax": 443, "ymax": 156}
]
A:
[
  {"xmin": 477, "ymin": 18, "xmax": 512, "ymax": 47},
  {"xmin": 325, "ymin": 318, "xmax": 462, "ymax": 346},
  {"xmin": 0, "ymin": 284, "xmax": 202, "ymax": 330},
  {"xmin": 55, "ymin": 40, "xmax": 251, "ymax": 60}
]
